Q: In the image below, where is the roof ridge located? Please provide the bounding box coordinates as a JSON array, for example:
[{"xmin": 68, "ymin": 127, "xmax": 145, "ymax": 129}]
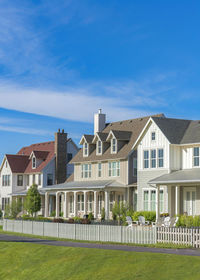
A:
[{"xmin": 108, "ymin": 113, "xmax": 165, "ymax": 125}]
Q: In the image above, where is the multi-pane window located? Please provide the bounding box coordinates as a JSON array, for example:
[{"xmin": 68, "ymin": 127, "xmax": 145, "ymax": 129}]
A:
[
  {"xmin": 98, "ymin": 193, "xmax": 103, "ymax": 214},
  {"xmin": 151, "ymin": 132, "xmax": 156, "ymax": 141},
  {"xmin": 17, "ymin": 175, "xmax": 23, "ymax": 186},
  {"xmin": 158, "ymin": 149, "xmax": 164, "ymax": 167},
  {"xmin": 2, "ymin": 197, "xmax": 10, "ymax": 211},
  {"xmin": 47, "ymin": 174, "xmax": 53, "ymax": 186},
  {"xmin": 69, "ymin": 195, "xmax": 74, "ymax": 213},
  {"xmin": 111, "ymin": 138, "xmax": 117, "ymax": 153},
  {"xmin": 38, "ymin": 174, "xmax": 41, "ymax": 185},
  {"xmin": 88, "ymin": 193, "xmax": 93, "ymax": 212},
  {"xmin": 144, "ymin": 151, "xmax": 149, "ymax": 169},
  {"xmin": 133, "ymin": 158, "xmax": 137, "ymax": 176},
  {"xmin": 27, "ymin": 175, "xmax": 29, "ymax": 186},
  {"xmin": 97, "ymin": 140, "xmax": 102, "ymax": 154},
  {"xmin": 151, "ymin": 150, "xmax": 156, "ymax": 168},
  {"xmin": 143, "ymin": 189, "xmax": 164, "ymax": 212},
  {"xmin": 98, "ymin": 163, "xmax": 102, "ymax": 177},
  {"xmin": 143, "ymin": 190, "xmax": 149, "ymax": 211},
  {"xmin": 32, "ymin": 157, "xmax": 36, "ymax": 168},
  {"xmin": 83, "ymin": 143, "xmax": 88, "ymax": 156},
  {"xmin": 133, "ymin": 192, "xmax": 137, "ymax": 211},
  {"xmin": 109, "ymin": 192, "xmax": 115, "ymax": 211},
  {"xmin": 77, "ymin": 194, "xmax": 84, "ymax": 211},
  {"xmin": 193, "ymin": 147, "xmax": 200, "ymax": 167},
  {"xmin": 150, "ymin": 190, "xmax": 156, "ymax": 211},
  {"xmin": 81, "ymin": 164, "xmax": 92, "ymax": 178},
  {"xmin": 2, "ymin": 175, "xmax": 10, "ymax": 186},
  {"xmin": 159, "ymin": 190, "xmax": 164, "ymax": 213},
  {"xmin": 108, "ymin": 161, "xmax": 120, "ymax": 177}
]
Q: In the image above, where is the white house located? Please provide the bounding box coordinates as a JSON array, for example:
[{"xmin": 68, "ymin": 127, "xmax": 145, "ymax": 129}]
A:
[
  {"xmin": 0, "ymin": 130, "xmax": 79, "ymax": 214},
  {"xmin": 133, "ymin": 116, "xmax": 200, "ymax": 220}
]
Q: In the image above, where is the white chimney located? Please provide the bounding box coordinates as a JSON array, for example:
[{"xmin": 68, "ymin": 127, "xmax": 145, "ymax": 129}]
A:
[{"xmin": 94, "ymin": 109, "xmax": 106, "ymax": 134}]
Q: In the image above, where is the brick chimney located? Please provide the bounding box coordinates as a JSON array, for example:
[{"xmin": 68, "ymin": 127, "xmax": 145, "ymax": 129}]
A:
[{"xmin": 55, "ymin": 129, "xmax": 67, "ymax": 184}]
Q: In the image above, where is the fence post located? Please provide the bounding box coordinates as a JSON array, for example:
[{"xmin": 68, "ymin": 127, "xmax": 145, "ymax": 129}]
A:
[
  {"xmin": 57, "ymin": 223, "xmax": 59, "ymax": 238},
  {"xmin": 74, "ymin": 223, "xmax": 76, "ymax": 240},
  {"xmin": 22, "ymin": 220, "xmax": 23, "ymax": 233},
  {"xmin": 121, "ymin": 226, "xmax": 123, "ymax": 243},
  {"xmin": 43, "ymin": 221, "xmax": 44, "ymax": 236},
  {"xmin": 32, "ymin": 221, "xmax": 33, "ymax": 234}
]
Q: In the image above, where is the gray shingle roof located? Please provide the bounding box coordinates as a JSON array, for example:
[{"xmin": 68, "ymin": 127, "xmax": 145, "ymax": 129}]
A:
[
  {"xmin": 111, "ymin": 130, "xmax": 132, "ymax": 141},
  {"xmin": 96, "ymin": 132, "xmax": 108, "ymax": 142},
  {"xmin": 83, "ymin": 135, "xmax": 94, "ymax": 143}
]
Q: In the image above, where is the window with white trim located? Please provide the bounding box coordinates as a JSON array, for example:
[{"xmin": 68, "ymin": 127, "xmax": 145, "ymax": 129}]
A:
[
  {"xmin": 150, "ymin": 190, "xmax": 156, "ymax": 211},
  {"xmin": 98, "ymin": 193, "xmax": 103, "ymax": 214},
  {"xmin": 32, "ymin": 157, "xmax": 36, "ymax": 168},
  {"xmin": 151, "ymin": 150, "xmax": 156, "ymax": 168},
  {"xmin": 109, "ymin": 192, "xmax": 115, "ymax": 211},
  {"xmin": 158, "ymin": 149, "xmax": 164, "ymax": 167},
  {"xmin": 151, "ymin": 132, "xmax": 156, "ymax": 141},
  {"xmin": 133, "ymin": 158, "xmax": 137, "ymax": 176},
  {"xmin": 143, "ymin": 190, "xmax": 149, "ymax": 211},
  {"xmin": 38, "ymin": 174, "xmax": 41, "ymax": 185},
  {"xmin": 83, "ymin": 143, "xmax": 89, "ymax": 156},
  {"xmin": 17, "ymin": 175, "xmax": 23, "ymax": 186},
  {"xmin": 193, "ymin": 147, "xmax": 200, "ymax": 167},
  {"xmin": 2, "ymin": 175, "xmax": 10, "ymax": 186},
  {"xmin": 111, "ymin": 138, "xmax": 117, "ymax": 153},
  {"xmin": 159, "ymin": 190, "xmax": 164, "ymax": 213},
  {"xmin": 144, "ymin": 150, "xmax": 149, "ymax": 169},
  {"xmin": 97, "ymin": 140, "xmax": 102, "ymax": 155},
  {"xmin": 81, "ymin": 164, "xmax": 91, "ymax": 178},
  {"xmin": 88, "ymin": 193, "xmax": 93, "ymax": 212},
  {"xmin": 77, "ymin": 194, "xmax": 84, "ymax": 211},
  {"xmin": 98, "ymin": 163, "xmax": 102, "ymax": 177},
  {"xmin": 69, "ymin": 195, "xmax": 74, "ymax": 213},
  {"xmin": 143, "ymin": 189, "xmax": 164, "ymax": 212},
  {"xmin": 108, "ymin": 161, "xmax": 120, "ymax": 177}
]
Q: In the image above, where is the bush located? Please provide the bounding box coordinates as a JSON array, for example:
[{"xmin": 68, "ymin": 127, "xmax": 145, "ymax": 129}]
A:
[
  {"xmin": 67, "ymin": 218, "xmax": 74, "ymax": 223},
  {"xmin": 101, "ymin": 207, "xmax": 105, "ymax": 220},
  {"xmin": 74, "ymin": 216, "xmax": 81, "ymax": 223},
  {"xmin": 132, "ymin": 211, "xmax": 156, "ymax": 222},
  {"xmin": 81, "ymin": 218, "xmax": 90, "ymax": 224},
  {"xmin": 88, "ymin": 212, "xmax": 94, "ymax": 221},
  {"xmin": 50, "ymin": 211, "xmax": 56, "ymax": 217},
  {"xmin": 176, "ymin": 215, "xmax": 200, "ymax": 227},
  {"xmin": 0, "ymin": 209, "xmax": 3, "ymax": 218},
  {"xmin": 53, "ymin": 218, "xmax": 64, "ymax": 223},
  {"xmin": 160, "ymin": 213, "xmax": 169, "ymax": 217}
]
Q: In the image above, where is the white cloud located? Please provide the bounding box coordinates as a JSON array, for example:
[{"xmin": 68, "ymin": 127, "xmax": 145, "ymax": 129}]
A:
[{"xmin": 0, "ymin": 125, "xmax": 52, "ymax": 136}]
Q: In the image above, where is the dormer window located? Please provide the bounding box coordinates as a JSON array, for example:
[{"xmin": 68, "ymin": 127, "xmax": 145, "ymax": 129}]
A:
[
  {"xmin": 83, "ymin": 143, "xmax": 88, "ymax": 157},
  {"xmin": 32, "ymin": 157, "xmax": 36, "ymax": 169},
  {"xmin": 111, "ymin": 138, "xmax": 117, "ymax": 153},
  {"xmin": 97, "ymin": 140, "xmax": 102, "ymax": 155}
]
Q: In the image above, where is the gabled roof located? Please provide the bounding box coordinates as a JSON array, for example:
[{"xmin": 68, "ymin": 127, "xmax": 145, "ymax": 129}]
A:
[
  {"xmin": 71, "ymin": 113, "xmax": 164, "ymax": 163},
  {"xmin": 107, "ymin": 130, "xmax": 132, "ymax": 141},
  {"xmin": 79, "ymin": 135, "xmax": 94, "ymax": 145},
  {"xmin": 6, "ymin": 154, "xmax": 29, "ymax": 173},
  {"xmin": 32, "ymin": 151, "xmax": 49, "ymax": 160},
  {"xmin": 92, "ymin": 132, "xmax": 109, "ymax": 143}
]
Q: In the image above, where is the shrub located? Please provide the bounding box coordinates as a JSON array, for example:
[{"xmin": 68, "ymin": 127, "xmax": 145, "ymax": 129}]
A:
[
  {"xmin": 160, "ymin": 213, "xmax": 169, "ymax": 217},
  {"xmin": 0, "ymin": 209, "xmax": 3, "ymax": 218},
  {"xmin": 176, "ymin": 215, "xmax": 200, "ymax": 227},
  {"xmin": 81, "ymin": 218, "xmax": 90, "ymax": 224},
  {"xmin": 50, "ymin": 211, "xmax": 56, "ymax": 217},
  {"xmin": 67, "ymin": 218, "xmax": 74, "ymax": 223},
  {"xmin": 59, "ymin": 211, "xmax": 63, "ymax": 217},
  {"xmin": 53, "ymin": 218, "xmax": 64, "ymax": 223},
  {"xmin": 74, "ymin": 216, "xmax": 81, "ymax": 223},
  {"xmin": 101, "ymin": 207, "xmax": 105, "ymax": 220},
  {"xmin": 88, "ymin": 212, "xmax": 94, "ymax": 221},
  {"xmin": 132, "ymin": 211, "xmax": 156, "ymax": 222}
]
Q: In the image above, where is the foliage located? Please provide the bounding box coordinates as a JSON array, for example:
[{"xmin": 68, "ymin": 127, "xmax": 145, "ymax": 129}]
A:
[
  {"xmin": 160, "ymin": 213, "xmax": 169, "ymax": 217},
  {"xmin": 74, "ymin": 216, "xmax": 82, "ymax": 223},
  {"xmin": 81, "ymin": 218, "xmax": 90, "ymax": 224},
  {"xmin": 112, "ymin": 202, "xmax": 130, "ymax": 225},
  {"xmin": 4, "ymin": 199, "xmax": 22, "ymax": 219},
  {"xmin": 132, "ymin": 211, "xmax": 156, "ymax": 222},
  {"xmin": 53, "ymin": 218, "xmax": 64, "ymax": 223},
  {"xmin": 176, "ymin": 215, "xmax": 200, "ymax": 227},
  {"xmin": 24, "ymin": 184, "xmax": 41, "ymax": 217},
  {"xmin": 59, "ymin": 211, "xmax": 63, "ymax": 217},
  {"xmin": 0, "ymin": 209, "xmax": 3, "ymax": 218},
  {"xmin": 101, "ymin": 207, "xmax": 105, "ymax": 220},
  {"xmin": 88, "ymin": 212, "xmax": 94, "ymax": 221},
  {"xmin": 67, "ymin": 218, "xmax": 74, "ymax": 224},
  {"xmin": 50, "ymin": 211, "xmax": 56, "ymax": 217}
]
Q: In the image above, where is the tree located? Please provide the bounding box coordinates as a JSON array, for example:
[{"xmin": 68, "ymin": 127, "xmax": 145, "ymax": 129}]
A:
[
  {"xmin": 112, "ymin": 202, "xmax": 129, "ymax": 225},
  {"xmin": 24, "ymin": 184, "xmax": 41, "ymax": 217},
  {"xmin": 4, "ymin": 199, "xmax": 22, "ymax": 218}
]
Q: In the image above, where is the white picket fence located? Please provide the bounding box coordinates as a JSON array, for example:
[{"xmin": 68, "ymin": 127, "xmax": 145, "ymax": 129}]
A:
[
  {"xmin": 3, "ymin": 220, "xmax": 200, "ymax": 248},
  {"xmin": 3, "ymin": 219, "xmax": 156, "ymax": 244}
]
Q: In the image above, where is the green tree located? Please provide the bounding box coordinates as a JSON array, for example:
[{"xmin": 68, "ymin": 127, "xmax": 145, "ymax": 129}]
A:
[
  {"xmin": 4, "ymin": 199, "xmax": 22, "ymax": 218},
  {"xmin": 24, "ymin": 184, "xmax": 41, "ymax": 217},
  {"xmin": 112, "ymin": 202, "xmax": 129, "ymax": 225}
]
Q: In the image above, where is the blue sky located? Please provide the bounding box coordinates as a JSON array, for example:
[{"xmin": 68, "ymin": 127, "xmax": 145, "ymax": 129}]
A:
[{"xmin": 0, "ymin": 0, "xmax": 200, "ymax": 160}]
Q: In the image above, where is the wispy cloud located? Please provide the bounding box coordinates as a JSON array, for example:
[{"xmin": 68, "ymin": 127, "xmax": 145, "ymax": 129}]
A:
[{"xmin": 0, "ymin": 124, "xmax": 52, "ymax": 136}]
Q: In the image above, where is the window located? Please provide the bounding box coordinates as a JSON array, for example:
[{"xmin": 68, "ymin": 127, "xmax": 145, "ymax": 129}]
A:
[
  {"xmin": 151, "ymin": 132, "xmax": 156, "ymax": 141},
  {"xmin": 151, "ymin": 150, "xmax": 156, "ymax": 168},
  {"xmin": 117, "ymin": 194, "xmax": 124, "ymax": 204},
  {"xmin": 2, "ymin": 175, "xmax": 10, "ymax": 186},
  {"xmin": 5, "ymin": 161, "xmax": 8, "ymax": 168},
  {"xmin": 133, "ymin": 192, "xmax": 137, "ymax": 211},
  {"xmin": 159, "ymin": 190, "xmax": 164, "ymax": 213},
  {"xmin": 108, "ymin": 161, "xmax": 120, "ymax": 177},
  {"xmin": 81, "ymin": 164, "xmax": 92, "ymax": 178},
  {"xmin": 109, "ymin": 192, "xmax": 115, "ymax": 211},
  {"xmin": 69, "ymin": 195, "xmax": 74, "ymax": 213},
  {"xmin": 32, "ymin": 157, "xmax": 36, "ymax": 168},
  {"xmin": 98, "ymin": 193, "xmax": 103, "ymax": 214},
  {"xmin": 133, "ymin": 158, "xmax": 137, "ymax": 176},
  {"xmin": 38, "ymin": 174, "xmax": 41, "ymax": 185},
  {"xmin": 27, "ymin": 175, "xmax": 29, "ymax": 186},
  {"xmin": 111, "ymin": 138, "xmax": 117, "ymax": 153},
  {"xmin": 158, "ymin": 149, "xmax": 164, "ymax": 167},
  {"xmin": 33, "ymin": 174, "xmax": 35, "ymax": 184},
  {"xmin": 150, "ymin": 190, "xmax": 156, "ymax": 211},
  {"xmin": 143, "ymin": 190, "xmax": 149, "ymax": 211},
  {"xmin": 193, "ymin": 147, "xmax": 200, "ymax": 167},
  {"xmin": 83, "ymin": 143, "xmax": 88, "ymax": 156},
  {"xmin": 98, "ymin": 163, "xmax": 102, "ymax": 177},
  {"xmin": 77, "ymin": 194, "xmax": 84, "ymax": 211},
  {"xmin": 97, "ymin": 140, "xmax": 102, "ymax": 154},
  {"xmin": 144, "ymin": 151, "xmax": 149, "ymax": 169},
  {"xmin": 47, "ymin": 174, "xmax": 53, "ymax": 186},
  {"xmin": 88, "ymin": 193, "xmax": 93, "ymax": 212},
  {"xmin": 2, "ymin": 197, "xmax": 10, "ymax": 211},
  {"xmin": 17, "ymin": 175, "xmax": 23, "ymax": 186},
  {"xmin": 67, "ymin": 153, "xmax": 73, "ymax": 163}
]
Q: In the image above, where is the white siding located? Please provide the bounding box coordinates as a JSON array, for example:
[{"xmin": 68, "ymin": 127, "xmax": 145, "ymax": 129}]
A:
[{"xmin": 181, "ymin": 145, "xmax": 200, "ymax": 169}]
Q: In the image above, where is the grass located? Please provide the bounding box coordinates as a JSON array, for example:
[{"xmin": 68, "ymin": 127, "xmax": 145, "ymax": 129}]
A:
[
  {"xmin": 0, "ymin": 242, "xmax": 200, "ymax": 280},
  {"xmin": 0, "ymin": 225, "xmax": 192, "ymax": 249}
]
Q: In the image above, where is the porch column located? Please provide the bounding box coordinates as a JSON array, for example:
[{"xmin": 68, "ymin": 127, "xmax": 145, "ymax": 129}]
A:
[
  {"xmin": 94, "ymin": 191, "xmax": 97, "ymax": 219},
  {"xmin": 63, "ymin": 192, "xmax": 67, "ymax": 218},
  {"xmin": 84, "ymin": 191, "xmax": 87, "ymax": 215},
  {"xmin": 167, "ymin": 186, "xmax": 172, "ymax": 216},
  {"xmin": 56, "ymin": 192, "xmax": 60, "ymax": 218},
  {"xmin": 44, "ymin": 192, "xmax": 49, "ymax": 217},
  {"xmin": 105, "ymin": 190, "xmax": 110, "ymax": 220},
  {"xmin": 156, "ymin": 185, "xmax": 160, "ymax": 222},
  {"xmin": 175, "ymin": 186, "xmax": 180, "ymax": 215},
  {"xmin": 74, "ymin": 191, "xmax": 77, "ymax": 217}
]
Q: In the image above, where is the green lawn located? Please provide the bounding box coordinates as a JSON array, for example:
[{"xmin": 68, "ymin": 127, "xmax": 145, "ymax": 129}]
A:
[{"xmin": 0, "ymin": 242, "xmax": 200, "ymax": 280}]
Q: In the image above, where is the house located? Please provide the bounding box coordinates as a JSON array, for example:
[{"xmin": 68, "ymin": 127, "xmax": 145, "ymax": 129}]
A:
[
  {"xmin": 133, "ymin": 116, "xmax": 200, "ymax": 220},
  {"xmin": 0, "ymin": 130, "xmax": 79, "ymax": 214},
  {"xmin": 43, "ymin": 110, "xmax": 163, "ymax": 219}
]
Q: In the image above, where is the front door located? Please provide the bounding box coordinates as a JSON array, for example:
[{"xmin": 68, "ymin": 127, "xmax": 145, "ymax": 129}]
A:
[{"xmin": 184, "ymin": 188, "xmax": 196, "ymax": 216}]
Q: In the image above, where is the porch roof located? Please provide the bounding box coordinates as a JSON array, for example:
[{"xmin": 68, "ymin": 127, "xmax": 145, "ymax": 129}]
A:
[
  {"xmin": 149, "ymin": 168, "xmax": 200, "ymax": 185},
  {"xmin": 11, "ymin": 189, "xmax": 46, "ymax": 196},
  {"xmin": 42, "ymin": 180, "xmax": 126, "ymax": 191}
]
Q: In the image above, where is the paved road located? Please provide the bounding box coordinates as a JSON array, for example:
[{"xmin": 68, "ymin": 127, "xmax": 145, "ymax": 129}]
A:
[{"xmin": 0, "ymin": 233, "xmax": 200, "ymax": 257}]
